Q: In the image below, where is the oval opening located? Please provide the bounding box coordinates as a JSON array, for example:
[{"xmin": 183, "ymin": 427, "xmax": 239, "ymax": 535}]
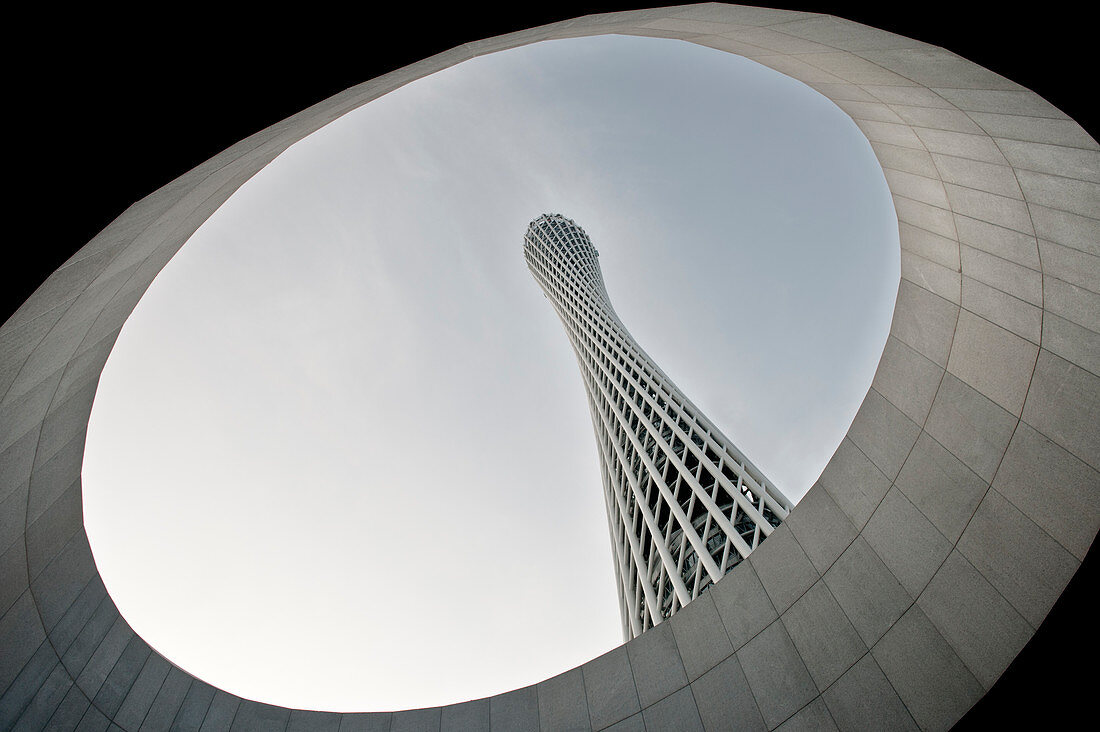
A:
[{"xmin": 83, "ymin": 34, "xmax": 899, "ymax": 712}]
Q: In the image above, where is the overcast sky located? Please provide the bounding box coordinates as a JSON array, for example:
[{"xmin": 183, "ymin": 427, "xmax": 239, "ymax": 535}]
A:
[{"xmin": 82, "ymin": 34, "xmax": 898, "ymax": 712}]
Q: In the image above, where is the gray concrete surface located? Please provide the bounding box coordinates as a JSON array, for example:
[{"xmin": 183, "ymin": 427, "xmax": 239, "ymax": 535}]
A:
[{"xmin": 1, "ymin": 3, "xmax": 1096, "ymax": 730}]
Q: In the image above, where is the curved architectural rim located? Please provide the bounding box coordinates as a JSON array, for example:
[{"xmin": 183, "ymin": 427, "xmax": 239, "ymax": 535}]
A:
[{"xmin": 2, "ymin": 3, "xmax": 1097, "ymax": 730}]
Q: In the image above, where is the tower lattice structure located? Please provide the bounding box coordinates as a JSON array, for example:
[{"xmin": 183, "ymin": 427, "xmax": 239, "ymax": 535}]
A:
[{"xmin": 524, "ymin": 214, "xmax": 792, "ymax": 640}]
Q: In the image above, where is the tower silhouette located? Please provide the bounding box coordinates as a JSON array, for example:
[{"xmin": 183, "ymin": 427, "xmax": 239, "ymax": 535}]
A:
[{"xmin": 525, "ymin": 213, "xmax": 792, "ymax": 639}]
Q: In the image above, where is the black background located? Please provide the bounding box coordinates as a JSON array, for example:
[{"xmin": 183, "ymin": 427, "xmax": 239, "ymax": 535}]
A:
[{"xmin": 8, "ymin": 3, "xmax": 1095, "ymax": 728}]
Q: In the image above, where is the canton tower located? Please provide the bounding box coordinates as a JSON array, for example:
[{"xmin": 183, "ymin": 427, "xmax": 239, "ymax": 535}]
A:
[{"xmin": 524, "ymin": 214, "xmax": 792, "ymax": 640}]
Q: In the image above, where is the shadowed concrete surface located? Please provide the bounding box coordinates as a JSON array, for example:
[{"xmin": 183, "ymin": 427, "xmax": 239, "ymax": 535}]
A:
[{"xmin": 2, "ymin": 4, "xmax": 1097, "ymax": 730}]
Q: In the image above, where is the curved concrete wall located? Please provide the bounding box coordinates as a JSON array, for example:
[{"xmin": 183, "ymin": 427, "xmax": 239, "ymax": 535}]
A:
[{"xmin": 1, "ymin": 3, "xmax": 1096, "ymax": 730}]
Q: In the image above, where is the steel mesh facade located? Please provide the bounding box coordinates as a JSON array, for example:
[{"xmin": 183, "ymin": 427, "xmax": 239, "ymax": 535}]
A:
[{"xmin": 524, "ymin": 214, "xmax": 792, "ymax": 639}]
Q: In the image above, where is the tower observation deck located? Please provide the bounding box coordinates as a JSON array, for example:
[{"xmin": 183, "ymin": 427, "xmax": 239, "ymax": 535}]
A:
[{"xmin": 524, "ymin": 213, "xmax": 793, "ymax": 640}]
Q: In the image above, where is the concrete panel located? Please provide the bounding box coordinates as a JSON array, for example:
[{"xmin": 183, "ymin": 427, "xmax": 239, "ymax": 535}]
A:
[
  {"xmin": 57, "ymin": 591, "xmax": 115, "ymax": 675},
  {"xmin": 844, "ymin": 388, "xmax": 921, "ymax": 481},
  {"xmin": 874, "ymin": 142, "xmax": 939, "ymax": 178},
  {"xmin": 924, "ymin": 372, "xmax": 1017, "ymax": 483},
  {"xmin": 35, "ymin": 572, "xmax": 103, "ymax": 658},
  {"xmin": 338, "ymin": 713, "xmax": 392, "ymax": 732},
  {"xmin": 708, "ymin": 561, "xmax": 777, "ymax": 652},
  {"xmin": 231, "ymin": 701, "xmax": 291, "ymax": 731},
  {"xmin": 960, "ymin": 245, "xmax": 1042, "ymax": 306},
  {"xmin": 45, "ymin": 576, "xmax": 104, "ymax": 656},
  {"xmin": 780, "ymin": 581, "xmax": 866, "ymax": 691},
  {"xmin": 945, "ymin": 185, "xmax": 1034, "ymax": 236},
  {"xmin": 779, "ymin": 15, "xmax": 932, "ymax": 52},
  {"xmin": 0, "ymin": 368, "xmax": 63, "ymax": 456},
  {"xmin": 832, "ymin": 98, "xmax": 904, "ymax": 124},
  {"xmin": 537, "ymin": 667, "xmax": 590, "ymax": 731},
  {"xmin": 969, "ymin": 112, "xmax": 1098, "ymax": 149},
  {"xmin": 672, "ymin": 4, "xmax": 816, "ymax": 26},
  {"xmin": 25, "ymin": 433, "xmax": 83, "ymax": 523},
  {"xmin": 784, "ymin": 484, "xmax": 858, "ymax": 575},
  {"xmin": 1015, "ymin": 169, "xmax": 1100, "ymax": 219},
  {"xmin": 0, "ymin": 539, "xmax": 29, "ymax": 619},
  {"xmin": 802, "ymin": 52, "xmax": 918, "ymax": 85},
  {"xmin": 72, "ymin": 615, "xmax": 132, "ymax": 700},
  {"xmin": 895, "ymin": 431, "xmax": 988, "ymax": 543},
  {"xmin": 914, "ymin": 128, "xmax": 1008, "ymax": 164},
  {"xmin": 806, "ymin": 82, "xmax": 880, "ymax": 104},
  {"xmin": 774, "ymin": 699, "xmax": 837, "ymax": 732},
  {"xmin": 1022, "ymin": 350, "xmax": 1100, "ymax": 471},
  {"xmin": 852, "ymin": 119, "xmax": 923, "ymax": 149},
  {"xmin": 0, "ymin": 307, "xmax": 64, "ymax": 401},
  {"xmin": 140, "ymin": 666, "xmax": 193, "ymax": 731},
  {"xmin": 862, "ymin": 488, "xmax": 951, "ymax": 597},
  {"xmin": 953, "ymin": 213, "xmax": 1041, "ymax": 270},
  {"xmin": 0, "ymin": 642, "xmax": 57, "ymax": 731},
  {"xmin": 44, "ymin": 683, "xmax": 91, "ymax": 730},
  {"xmin": 668, "ymin": 590, "xmax": 735, "ymax": 681},
  {"xmin": 960, "ymin": 276, "xmax": 1042, "ymax": 344},
  {"xmin": 823, "ymin": 537, "xmax": 912, "ymax": 646},
  {"xmin": 1028, "ymin": 202, "xmax": 1100, "ymax": 256},
  {"xmin": 0, "ymin": 592, "xmax": 48, "ymax": 695},
  {"xmin": 746, "ymin": 525, "xmax": 819, "ymax": 614},
  {"xmin": 890, "ymin": 104, "xmax": 984, "ymax": 134},
  {"xmin": 997, "ymin": 138, "xmax": 1100, "ymax": 183},
  {"xmin": 75, "ymin": 705, "xmax": 111, "ymax": 732},
  {"xmin": 37, "ymin": 398, "xmax": 92, "ymax": 480},
  {"xmin": 871, "ymin": 606, "xmax": 983, "ymax": 732},
  {"xmin": 932, "ymin": 87, "xmax": 1068, "ymax": 119},
  {"xmin": 1041, "ymin": 311, "xmax": 1100, "ymax": 376},
  {"xmin": 440, "ymin": 699, "xmax": 488, "ymax": 732},
  {"xmin": 641, "ymin": 686, "xmax": 703, "ymax": 732},
  {"xmin": 3, "ymin": 251, "xmax": 111, "ymax": 332},
  {"xmin": 817, "ymin": 438, "xmax": 891, "ymax": 529},
  {"xmin": 898, "ymin": 221, "xmax": 959, "ymax": 268},
  {"xmin": 957, "ymin": 490, "xmax": 1079, "ymax": 627},
  {"xmin": 690, "ymin": 654, "xmax": 765, "ymax": 732},
  {"xmin": 1043, "ymin": 275, "xmax": 1100, "ymax": 332},
  {"xmin": 198, "ymin": 690, "xmax": 240, "ymax": 732},
  {"xmin": 883, "ymin": 169, "xmax": 950, "ymax": 208},
  {"xmin": 1038, "ymin": 238, "xmax": 1100, "ymax": 293},
  {"xmin": 870, "ymin": 335, "xmax": 944, "ymax": 425},
  {"xmin": 0, "ymin": 426, "xmax": 39, "ymax": 510},
  {"xmin": 859, "ymin": 47, "xmax": 1017, "ymax": 89},
  {"xmin": 992, "ymin": 422, "xmax": 1100, "ymax": 560},
  {"xmin": 601, "ymin": 712, "xmax": 644, "ymax": 732},
  {"xmin": 489, "ymin": 685, "xmax": 537, "ymax": 731},
  {"xmin": 31, "ymin": 532, "xmax": 99, "ymax": 632},
  {"xmin": 581, "ymin": 645, "xmax": 640, "ymax": 730},
  {"xmin": 932, "ymin": 154, "xmax": 1022, "ymax": 198},
  {"xmin": 624, "ymin": 619, "xmax": 687, "ymax": 709},
  {"xmin": 9, "ymin": 662, "xmax": 72, "ymax": 732},
  {"xmin": 93, "ymin": 634, "xmax": 152, "ymax": 717},
  {"xmin": 821, "ymin": 654, "xmax": 917, "ymax": 732},
  {"xmin": 901, "ymin": 249, "xmax": 960, "ymax": 303},
  {"xmin": 26, "ymin": 480, "xmax": 83, "ymax": 580},
  {"xmin": 114, "ymin": 653, "xmax": 171, "ymax": 731},
  {"xmin": 917, "ymin": 551, "xmax": 1032, "ymax": 689},
  {"xmin": 862, "ymin": 84, "xmax": 954, "ymax": 109},
  {"xmin": 288, "ymin": 711, "xmax": 342, "ymax": 732},
  {"xmin": 892, "ymin": 194, "xmax": 957, "ymax": 239},
  {"xmin": 737, "ymin": 621, "xmax": 817, "ymax": 730},
  {"xmin": 889, "ymin": 280, "xmax": 958, "ymax": 368},
  {"xmin": 757, "ymin": 55, "xmax": 848, "ymax": 85},
  {"xmin": 171, "ymin": 680, "xmax": 217, "ymax": 732}
]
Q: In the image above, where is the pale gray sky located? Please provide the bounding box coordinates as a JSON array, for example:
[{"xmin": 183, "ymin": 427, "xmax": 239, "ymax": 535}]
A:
[{"xmin": 83, "ymin": 35, "xmax": 898, "ymax": 712}]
